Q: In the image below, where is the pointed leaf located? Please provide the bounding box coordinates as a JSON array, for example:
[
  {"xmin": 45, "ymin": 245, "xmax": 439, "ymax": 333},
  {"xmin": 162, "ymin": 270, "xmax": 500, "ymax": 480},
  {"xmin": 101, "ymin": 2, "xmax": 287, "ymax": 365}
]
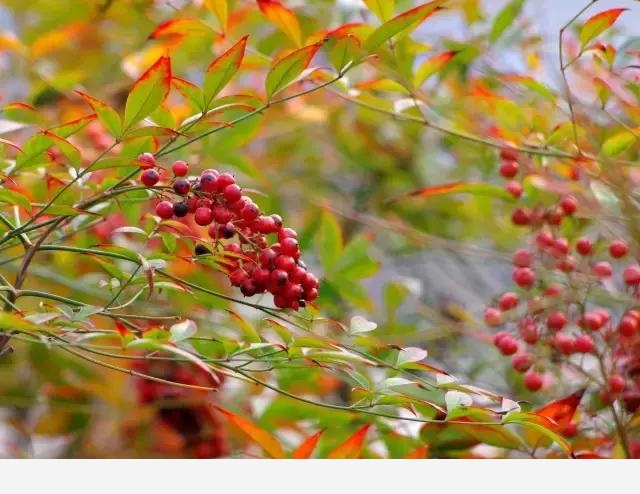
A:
[
  {"xmin": 364, "ymin": 1, "xmax": 446, "ymax": 52},
  {"xmin": 75, "ymin": 90, "xmax": 122, "ymax": 137},
  {"xmin": 602, "ymin": 128, "xmax": 638, "ymax": 157},
  {"xmin": 580, "ymin": 9, "xmax": 627, "ymax": 49},
  {"xmin": 0, "ymin": 188, "xmax": 31, "ymax": 212},
  {"xmin": 316, "ymin": 210, "xmax": 343, "ymax": 271},
  {"xmin": 172, "ymin": 77, "xmax": 206, "ymax": 111},
  {"xmin": 489, "ymin": 0, "xmax": 525, "ymax": 43},
  {"xmin": 405, "ymin": 445, "xmax": 428, "ymax": 458},
  {"xmin": 265, "ymin": 43, "xmax": 322, "ymax": 99},
  {"xmin": 204, "ymin": 36, "xmax": 248, "ymax": 105},
  {"xmin": 395, "ymin": 181, "xmax": 513, "ymax": 202},
  {"xmin": 364, "ymin": 0, "xmax": 395, "ymax": 21},
  {"xmin": 327, "ymin": 425, "xmax": 371, "ymax": 459},
  {"xmin": 534, "ymin": 389, "xmax": 584, "ymax": 430},
  {"xmin": 49, "ymin": 114, "xmax": 96, "ymax": 138},
  {"xmin": 257, "ymin": 0, "xmax": 302, "ymax": 47},
  {"xmin": 414, "ymin": 50, "xmax": 457, "ymax": 86},
  {"xmin": 329, "ymin": 34, "xmax": 361, "ymax": 72},
  {"xmin": 123, "ymin": 56, "xmax": 172, "ymax": 130},
  {"xmin": 292, "ymin": 429, "xmax": 324, "ymax": 459},
  {"xmin": 213, "ymin": 405, "xmax": 285, "ymax": 458},
  {"xmin": 205, "ymin": 0, "xmax": 229, "ymax": 31}
]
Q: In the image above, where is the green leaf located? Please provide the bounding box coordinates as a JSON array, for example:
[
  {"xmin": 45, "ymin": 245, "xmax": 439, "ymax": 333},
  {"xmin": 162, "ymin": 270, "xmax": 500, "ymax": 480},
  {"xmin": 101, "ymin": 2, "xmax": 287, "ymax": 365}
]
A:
[
  {"xmin": 42, "ymin": 131, "xmax": 82, "ymax": 167},
  {"xmin": 503, "ymin": 414, "xmax": 572, "ymax": 455},
  {"xmin": 580, "ymin": 8, "xmax": 628, "ymax": 49},
  {"xmin": 489, "ymin": 0, "xmax": 525, "ymax": 43},
  {"xmin": 414, "ymin": 50, "xmax": 457, "ymax": 86},
  {"xmin": 48, "ymin": 114, "xmax": 96, "ymax": 138},
  {"xmin": 122, "ymin": 126, "xmax": 179, "ymax": 140},
  {"xmin": 0, "ymin": 188, "xmax": 32, "ymax": 212},
  {"xmin": 364, "ymin": 0, "xmax": 394, "ymax": 21},
  {"xmin": 602, "ymin": 129, "xmax": 638, "ymax": 157},
  {"xmin": 265, "ymin": 43, "xmax": 322, "ymax": 99},
  {"xmin": 316, "ymin": 210, "xmax": 343, "ymax": 271},
  {"xmin": 204, "ymin": 36, "xmax": 248, "ymax": 107},
  {"xmin": 15, "ymin": 133, "xmax": 55, "ymax": 170},
  {"xmin": 74, "ymin": 90, "xmax": 122, "ymax": 137},
  {"xmin": 123, "ymin": 56, "xmax": 172, "ymax": 131},
  {"xmin": 172, "ymin": 77, "xmax": 206, "ymax": 111},
  {"xmin": 329, "ymin": 35, "xmax": 361, "ymax": 73},
  {"xmin": 364, "ymin": 1, "xmax": 446, "ymax": 52}
]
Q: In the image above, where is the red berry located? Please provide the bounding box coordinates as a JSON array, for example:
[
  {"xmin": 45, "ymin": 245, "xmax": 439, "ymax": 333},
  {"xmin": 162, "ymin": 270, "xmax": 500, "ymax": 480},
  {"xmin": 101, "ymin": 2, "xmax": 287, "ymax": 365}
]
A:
[
  {"xmin": 259, "ymin": 248, "xmax": 277, "ymax": 267},
  {"xmin": 554, "ymin": 333, "xmax": 574, "ymax": 355},
  {"xmin": 535, "ymin": 231, "xmax": 554, "ymax": 250},
  {"xmin": 155, "ymin": 201, "xmax": 174, "ymax": 219},
  {"xmin": 524, "ymin": 372, "xmax": 543, "ymax": 391},
  {"xmin": 576, "ymin": 237, "xmax": 593, "ymax": 256},
  {"xmin": 556, "ymin": 256, "xmax": 576, "ymax": 273},
  {"xmin": 173, "ymin": 178, "xmax": 190, "ymax": 195},
  {"xmin": 223, "ymin": 184, "xmax": 242, "ymax": 203},
  {"xmin": 592, "ymin": 261, "xmax": 613, "ymax": 278},
  {"xmin": 304, "ymin": 287, "xmax": 319, "ymax": 301},
  {"xmin": 270, "ymin": 269, "xmax": 288, "ymax": 286},
  {"xmin": 619, "ymin": 316, "xmax": 639, "ymax": 337},
  {"xmin": 140, "ymin": 169, "xmax": 159, "ymax": 187},
  {"xmin": 173, "ymin": 201, "xmax": 189, "ymax": 217},
  {"xmin": 252, "ymin": 268, "xmax": 270, "ymax": 285},
  {"xmin": 289, "ymin": 266, "xmax": 307, "ymax": 284},
  {"xmin": 512, "ymin": 354, "xmax": 533, "ymax": 373},
  {"xmin": 270, "ymin": 214, "xmax": 283, "ymax": 229},
  {"xmin": 302, "ymin": 273, "xmax": 319, "ymax": 290},
  {"xmin": 241, "ymin": 203, "xmax": 260, "ymax": 221},
  {"xmin": 609, "ymin": 240, "xmax": 628, "ymax": 259},
  {"xmin": 545, "ymin": 206, "xmax": 564, "ymax": 226},
  {"xmin": 275, "ymin": 255, "xmax": 296, "ymax": 272},
  {"xmin": 519, "ymin": 318, "xmax": 539, "ymax": 344},
  {"xmin": 194, "ymin": 207, "xmax": 213, "ymax": 226},
  {"xmin": 551, "ymin": 237, "xmax": 569, "ymax": 257},
  {"xmin": 500, "ymin": 146, "xmax": 519, "ymax": 161},
  {"xmin": 255, "ymin": 216, "xmax": 277, "ymax": 234},
  {"xmin": 137, "ymin": 152, "xmax": 156, "ymax": 169},
  {"xmin": 278, "ymin": 228, "xmax": 298, "ymax": 242},
  {"xmin": 623, "ymin": 265, "xmax": 640, "ymax": 285},
  {"xmin": 560, "ymin": 195, "xmax": 577, "ymax": 215},
  {"xmin": 544, "ymin": 284, "xmax": 564, "ymax": 298},
  {"xmin": 218, "ymin": 222, "xmax": 236, "ymax": 239},
  {"xmin": 547, "ymin": 311, "xmax": 567, "ymax": 331},
  {"xmin": 280, "ymin": 237, "xmax": 299, "ymax": 257},
  {"xmin": 229, "ymin": 269, "xmax": 248, "ymax": 287},
  {"xmin": 283, "ymin": 282, "xmax": 303, "ymax": 301},
  {"xmin": 498, "ymin": 292, "xmax": 519, "ymax": 311},
  {"xmin": 594, "ymin": 308, "xmax": 610, "ymax": 326},
  {"xmin": 573, "ymin": 335, "xmax": 594, "ymax": 353},
  {"xmin": 511, "ymin": 208, "xmax": 530, "ymax": 226},
  {"xmin": 608, "ymin": 374, "xmax": 625, "ymax": 394},
  {"xmin": 584, "ymin": 311, "xmax": 605, "ymax": 331},
  {"xmin": 212, "ymin": 206, "xmax": 232, "ymax": 224},
  {"xmin": 498, "ymin": 335, "xmax": 518, "ymax": 356},
  {"xmin": 513, "ymin": 267, "xmax": 535, "ymax": 288},
  {"xmin": 505, "ymin": 181, "xmax": 522, "ymax": 198},
  {"xmin": 273, "ymin": 294, "xmax": 289, "ymax": 308},
  {"xmin": 512, "ymin": 249, "xmax": 532, "ymax": 267},
  {"xmin": 216, "ymin": 172, "xmax": 236, "ymax": 190},
  {"xmin": 484, "ymin": 307, "xmax": 503, "ymax": 327},
  {"xmin": 240, "ymin": 279, "xmax": 258, "ymax": 297},
  {"xmin": 499, "ymin": 160, "xmax": 519, "ymax": 178},
  {"xmin": 172, "ymin": 160, "xmax": 189, "ymax": 177},
  {"xmin": 200, "ymin": 172, "xmax": 218, "ymax": 192}
]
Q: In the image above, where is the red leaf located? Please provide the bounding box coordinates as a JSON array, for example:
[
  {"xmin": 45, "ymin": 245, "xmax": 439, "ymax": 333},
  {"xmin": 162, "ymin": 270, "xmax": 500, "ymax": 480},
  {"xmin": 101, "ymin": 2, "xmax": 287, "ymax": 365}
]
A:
[
  {"xmin": 327, "ymin": 424, "xmax": 371, "ymax": 459},
  {"xmin": 534, "ymin": 388, "xmax": 585, "ymax": 431},
  {"xmin": 212, "ymin": 405, "xmax": 285, "ymax": 458},
  {"xmin": 292, "ymin": 429, "xmax": 324, "ymax": 459},
  {"xmin": 405, "ymin": 445, "xmax": 428, "ymax": 458},
  {"xmin": 149, "ymin": 18, "xmax": 211, "ymax": 41},
  {"xmin": 257, "ymin": 0, "xmax": 302, "ymax": 47}
]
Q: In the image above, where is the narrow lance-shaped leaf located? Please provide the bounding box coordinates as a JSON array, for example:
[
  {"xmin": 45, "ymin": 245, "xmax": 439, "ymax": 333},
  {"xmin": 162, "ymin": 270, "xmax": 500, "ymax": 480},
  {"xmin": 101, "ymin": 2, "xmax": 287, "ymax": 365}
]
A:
[
  {"xmin": 257, "ymin": 0, "xmax": 302, "ymax": 47},
  {"xmin": 203, "ymin": 36, "xmax": 248, "ymax": 106},
  {"xmin": 489, "ymin": 0, "xmax": 524, "ymax": 43},
  {"xmin": 389, "ymin": 181, "xmax": 514, "ymax": 203},
  {"xmin": 414, "ymin": 50, "xmax": 457, "ymax": 86},
  {"xmin": 0, "ymin": 188, "xmax": 32, "ymax": 212},
  {"xmin": 123, "ymin": 56, "xmax": 172, "ymax": 131},
  {"xmin": 265, "ymin": 42, "xmax": 322, "ymax": 99},
  {"xmin": 205, "ymin": 0, "xmax": 228, "ymax": 32},
  {"xmin": 49, "ymin": 114, "xmax": 96, "ymax": 138},
  {"xmin": 327, "ymin": 424, "xmax": 371, "ymax": 459},
  {"xmin": 364, "ymin": 0, "xmax": 395, "ymax": 21},
  {"xmin": 42, "ymin": 131, "xmax": 82, "ymax": 167},
  {"xmin": 172, "ymin": 77, "xmax": 205, "ymax": 111},
  {"xmin": 212, "ymin": 405, "xmax": 285, "ymax": 458},
  {"xmin": 364, "ymin": 0, "xmax": 446, "ymax": 52},
  {"xmin": 602, "ymin": 128, "xmax": 639, "ymax": 157},
  {"xmin": 75, "ymin": 90, "xmax": 122, "ymax": 137},
  {"xmin": 330, "ymin": 34, "xmax": 361, "ymax": 73},
  {"xmin": 292, "ymin": 429, "xmax": 324, "ymax": 459},
  {"xmin": 580, "ymin": 8, "xmax": 628, "ymax": 50}
]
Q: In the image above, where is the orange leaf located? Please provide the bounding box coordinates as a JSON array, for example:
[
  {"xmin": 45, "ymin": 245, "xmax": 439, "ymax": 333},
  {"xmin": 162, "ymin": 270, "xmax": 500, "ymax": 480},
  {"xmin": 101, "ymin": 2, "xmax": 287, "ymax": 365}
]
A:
[
  {"xmin": 405, "ymin": 445, "xmax": 428, "ymax": 458},
  {"xmin": 327, "ymin": 424, "xmax": 371, "ymax": 459},
  {"xmin": 149, "ymin": 18, "xmax": 211, "ymax": 41},
  {"xmin": 414, "ymin": 50, "xmax": 457, "ymax": 86},
  {"xmin": 213, "ymin": 405, "xmax": 285, "ymax": 458},
  {"xmin": 292, "ymin": 429, "xmax": 324, "ymax": 459},
  {"xmin": 390, "ymin": 181, "xmax": 513, "ymax": 203},
  {"xmin": 257, "ymin": 0, "xmax": 302, "ymax": 47},
  {"xmin": 534, "ymin": 388, "xmax": 585, "ymax": 431},
  {"xmin": 580, "ymin": 8, "xmax": 628, "ymax": 48}
]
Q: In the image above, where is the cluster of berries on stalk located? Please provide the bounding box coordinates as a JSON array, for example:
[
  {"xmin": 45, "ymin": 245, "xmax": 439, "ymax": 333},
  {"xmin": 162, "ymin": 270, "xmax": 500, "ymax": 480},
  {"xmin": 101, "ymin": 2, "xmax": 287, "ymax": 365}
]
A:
[
  {"xmin": 131, "ymin": 358, "xmax": 228, "ymax": 458},
  {"xmin": 484, "ymin": 147, "xmax": 640, "ymax": 414},
  {"xmin": 137, "ymin": 153, "xmax": 319, "ymax": 310}
]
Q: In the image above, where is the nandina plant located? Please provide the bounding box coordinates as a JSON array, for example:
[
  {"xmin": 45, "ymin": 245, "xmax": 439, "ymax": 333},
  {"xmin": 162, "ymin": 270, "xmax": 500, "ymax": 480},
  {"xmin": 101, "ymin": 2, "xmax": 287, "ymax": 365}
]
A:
[{"xmin": 0, "ymin": 0, "xmax": 638, "ymax": 459}]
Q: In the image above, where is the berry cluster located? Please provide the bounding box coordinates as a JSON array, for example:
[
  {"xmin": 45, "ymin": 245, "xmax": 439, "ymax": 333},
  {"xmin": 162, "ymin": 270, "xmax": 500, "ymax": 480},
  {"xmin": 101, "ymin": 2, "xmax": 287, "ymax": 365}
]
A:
[
  {"xmin": 131, "ymin": 358, "xmax": 228, "ymax": 458},
  {"xmin": 484, "ymin": 147, "xmax": 640, "ymax": 405},
  {"xmin": 138, "ymin": 153, "xmax": 319, "ymax": 310}
]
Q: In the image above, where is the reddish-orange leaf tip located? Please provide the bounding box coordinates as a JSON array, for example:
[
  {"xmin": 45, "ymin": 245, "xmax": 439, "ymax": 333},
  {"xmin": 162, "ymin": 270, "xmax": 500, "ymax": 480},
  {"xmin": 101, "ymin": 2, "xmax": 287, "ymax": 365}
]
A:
[
  {"xmin": 292, "ymin": 429, "xmax": 325, "ymax": 459},
  {"xmin": 327, "ymin": 424, "xmax": 372, "ymax": 459}
]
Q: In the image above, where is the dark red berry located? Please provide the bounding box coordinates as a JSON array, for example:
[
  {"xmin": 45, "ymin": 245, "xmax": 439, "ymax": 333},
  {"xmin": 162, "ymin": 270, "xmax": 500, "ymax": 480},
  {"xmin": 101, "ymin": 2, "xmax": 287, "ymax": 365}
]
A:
[
  {"xmin": 573, "ymin": 335, "xmax": 594, "ymax": 353},
  {"xmin": 270, "ymin": 269, "xmax": 288, "ymax": 286},
  {"xmin": 252, "ymin": 268, "xmax": 270, "ymax": 285},
  {"xmin": 173, "ymin": 201, "xmax": 189, "ymax": 217},
  {"xmin": 511, "ymin": 208, "xmax": 530, "ymax": 226},
  {"xmin": 275, "ymin": 255, "xmax": 296, "ymax": 272},
  {"xmin": 576, "ymin": 237, "xmax": 593, "ymax": 256},
  {"xmin": 560, "ymin": 195, "xmax": 577, "ymax": 215},
  {"xmin": 513, "ymin": 267, "xmax": 535, "ymax": 288},
  {"xmin": 213, "ymin": 206, "xmax": 232, "ymax": 224},
  {"xmin": 194, "ymin": 244, "xmax": 210, "ymax": 256},
  {"xmin": 172, "ymin": 160, "xmax": 189, "ymax": 177},
  {"xmin": 259, "ymin": 248, "xmax": 277, "ymax": 267},
  {"xmin": 270, "ymin": 214, "xmax": 283, "ymax": 229},
  {"xmin": 619, "ymin": 316, "xmax": 639, "ymax": 337},
  {"xmin": 547, "ymin": 311, "xmax": 567, "ymax": 331},
  {"xmin": 608, "ymin": 374, "xmax": 625, "ymax": 394},
  {"xmin": 302, "ymin": 273, "xmax": 319, "ymax": 290},
  {"xmin": 229, "ymin": 269, "xmax": 248, "ymax": 287},
  {"xmin": 283, "ymin": 282, "xmax": 303, "ymax": 301},
  {"xmin": 500, "ymin": 147, "xmax": 519, "ymax": 161},
  {"xmin": 241, "ymin": 203, "xmax": 260, "ymax": 221},
  {"xmin": 304, "ymin": 287, "xmax": 319, "ymax": 301},
  {"xmin": 499, "ymin": 160, "xmax": 519, "ymax": 178},
  {"xmin": 218, "ymin": 222, "xmax": 236, "ymax": 239},
  {"xmin": 200, "ymin": 172, "xmax": 218, "ymax": 192},
  {"xmin": 240, "ymin": 279, "xmax": 258, "ymax": 297},
  {"xmin": 278, "ymin": 228, "xmax": 298, "ymax": 242},
  {"xmin": 140, "ymin": 169, "xmax": 159, "ymax": 187},
  {"xmin": 173, "ymin": 178, "xmax": 190, "ymax": 195}
]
